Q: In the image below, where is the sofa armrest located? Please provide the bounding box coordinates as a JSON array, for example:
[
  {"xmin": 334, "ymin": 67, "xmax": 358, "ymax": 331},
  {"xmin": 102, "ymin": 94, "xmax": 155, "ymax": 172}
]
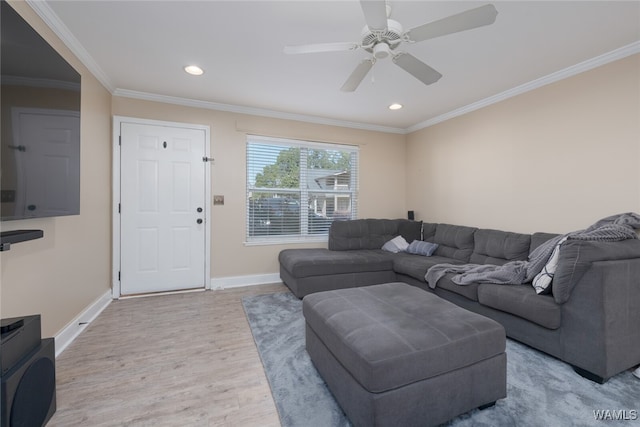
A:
[
  {"xmin": 560, "ymin": 257, "xmax": 640, "ymax": 379},
  {"xmin": 552, "ymin": 239, "xmax": 640, "ymax": 304}
]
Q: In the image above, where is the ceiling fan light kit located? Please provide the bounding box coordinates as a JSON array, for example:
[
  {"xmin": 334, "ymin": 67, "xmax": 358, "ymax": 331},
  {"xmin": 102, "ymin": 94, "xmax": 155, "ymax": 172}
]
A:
[
  {"xmin": 373, "ymin": 42, "xmax": 391, "ymax": 59},
  {"xmin": 285, "ymin": 2, "xmax": 498, "ymax": 92}
]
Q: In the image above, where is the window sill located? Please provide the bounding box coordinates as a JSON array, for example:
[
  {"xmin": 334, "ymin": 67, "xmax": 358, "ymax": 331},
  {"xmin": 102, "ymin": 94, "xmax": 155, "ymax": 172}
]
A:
[{"xmin": 244, "ymin": 236, "xmax": 328, "ymax": 246}]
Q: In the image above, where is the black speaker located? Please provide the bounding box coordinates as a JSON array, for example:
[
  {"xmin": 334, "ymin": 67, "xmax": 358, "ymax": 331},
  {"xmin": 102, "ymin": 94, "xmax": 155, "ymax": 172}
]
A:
[
  {"xmin": 1, "ymin": 338, "xmax": 56, "ymax": 427},
  {"xmin": 407, "ymin": 210, "xmax": 415, "ymax": 220},
  {"xmin": 1, "ymin": 316, "xmax": 41, "ymax": 376}
]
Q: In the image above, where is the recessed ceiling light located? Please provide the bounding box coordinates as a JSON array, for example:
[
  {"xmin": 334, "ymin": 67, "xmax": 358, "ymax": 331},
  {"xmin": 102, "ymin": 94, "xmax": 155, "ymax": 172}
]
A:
[
  {"xmin": 184, "ymin": 65, "xmax": 204, "ymax": 76},
  {"xmin": 388, "ymin": 103, "xmax": 403, "ymax": 110}
]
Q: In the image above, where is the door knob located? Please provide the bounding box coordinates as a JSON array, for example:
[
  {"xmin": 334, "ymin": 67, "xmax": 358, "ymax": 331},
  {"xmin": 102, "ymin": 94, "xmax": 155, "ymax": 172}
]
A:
[
  {"xmin": 197, "ymin": 219, "xmax": 203, "ymax": 224},
  {"xmin": 197, "ymin": 207, "xmax": 203, "ymax": 213}
]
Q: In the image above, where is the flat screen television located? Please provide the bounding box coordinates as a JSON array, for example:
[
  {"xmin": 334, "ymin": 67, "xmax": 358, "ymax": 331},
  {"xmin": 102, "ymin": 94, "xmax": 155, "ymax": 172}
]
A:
[{"xmin": 1, "ymin": 0, "xmax": 81, "ymax": 221}]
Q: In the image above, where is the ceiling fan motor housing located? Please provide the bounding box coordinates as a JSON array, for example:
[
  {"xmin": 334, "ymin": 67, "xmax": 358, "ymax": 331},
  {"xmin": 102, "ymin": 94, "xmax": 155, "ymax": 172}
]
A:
[{"xmin": 361, "ymin": 19, "xmax": 404, "ymax": 57}]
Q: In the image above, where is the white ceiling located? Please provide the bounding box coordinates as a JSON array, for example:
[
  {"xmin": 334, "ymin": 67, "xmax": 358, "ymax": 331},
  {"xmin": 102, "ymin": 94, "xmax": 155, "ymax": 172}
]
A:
[{"xmin": 36, "ymin": 1, "xmax": 640, "ymax": 133}]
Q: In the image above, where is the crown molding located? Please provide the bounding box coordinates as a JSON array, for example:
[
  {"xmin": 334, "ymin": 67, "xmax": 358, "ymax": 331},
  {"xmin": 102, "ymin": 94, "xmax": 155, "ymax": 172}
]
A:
[
  {"xmin": 112, "ymin": 89, "xmax": 407, "ymax": 134},
  {"xmin": 28, "ymin": 0, "xmax": 403, "ymax": 134},
  {"xmin": 24, "ymin": 1, "xmax": 639, "ymax": 136},
  {"xmin": 406, "ymin": 41, "xmax": 640, "ymax": 134},
  {"xmin": 25, "ymin": 0, "xmax": 114, "ymax": 92}
]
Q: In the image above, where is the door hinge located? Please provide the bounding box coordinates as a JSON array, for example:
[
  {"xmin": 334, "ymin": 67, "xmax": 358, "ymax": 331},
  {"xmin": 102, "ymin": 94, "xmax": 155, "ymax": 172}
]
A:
[
  {"xmin": 118, "ymin": 271, "xmax": 121, "ymax": 281},
  {"xmin": 118, "ymin": 203, "xmax": 121, "ymax": 214},
  {"xmin": 119, "ymin": 135, "xmax": 121, "ymax": 146}
]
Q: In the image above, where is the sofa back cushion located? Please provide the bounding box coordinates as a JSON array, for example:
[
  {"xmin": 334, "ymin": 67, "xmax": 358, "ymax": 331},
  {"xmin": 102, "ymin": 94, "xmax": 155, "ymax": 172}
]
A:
[
  {"xmin": 426, "ymin": 223, "xmax": 477, "ymax": 262},
  {"xmin": 530, "ymin": 232, "xmax": 560, "ymax": 254},
  {"xmin": 365, "ymin": 219, "xmax": 404, "ymax": 249},
  {"xmin": 398, "ymin": 220, "xmax": 423, "ymax": 243},
  {"xmin": 422, "ymin": 222, "xmax": 437, "ymax": 241},
  {"xmin": 328, "ymin": 219, "xmax": 370, "ymax": 250},
  {"xmin": 328, "ymin": 219, "xmax": 422, "ymax": 251},
  {"xmin": 470, "ymin": 229, "xmax": 531, "ymax": 266}
]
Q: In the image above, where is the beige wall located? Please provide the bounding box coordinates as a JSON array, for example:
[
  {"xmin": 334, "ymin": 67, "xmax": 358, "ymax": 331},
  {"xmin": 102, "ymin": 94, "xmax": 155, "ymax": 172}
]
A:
[
  {"xmin": 0, "ymin": 1, "xmax": 112, "ymax": 337},
  {"xmin": 3, "ymin": 0, "xmax": 637, "ymax": 339},
  {"xmin": 111, "ymin": 98, "xmax": 407, "ymax": 279},
  {"xmin": 406, "ymin": 54, "xmax": 640, "ymax": 234}
]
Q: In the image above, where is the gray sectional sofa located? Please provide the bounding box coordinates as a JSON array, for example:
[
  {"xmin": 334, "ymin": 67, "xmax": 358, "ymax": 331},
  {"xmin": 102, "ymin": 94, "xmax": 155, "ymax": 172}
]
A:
[{"xmin": 279, "ymin": 218, "xmax": 640, "ymax": 383}]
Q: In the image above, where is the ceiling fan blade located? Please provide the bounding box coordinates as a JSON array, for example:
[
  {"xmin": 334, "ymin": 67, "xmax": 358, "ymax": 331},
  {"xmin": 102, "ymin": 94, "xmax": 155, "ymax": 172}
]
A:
[
  {"xmin": 392, "ymin": 53, "xmax": 442, "ymax": 86},
  {"xmin": 407, "ymin": 4, "xmax": 498, "ymax": 42},
  {"xmin": 360, "ymin": 0, "xmax": 388, "ymax": 32},
  {"xmin": 341, "ymin": 59, "xmax": 374, "ymax": 92},
  {"xmin": 284, "ymin": 42, "xmax": 359, "ymax": 55}
]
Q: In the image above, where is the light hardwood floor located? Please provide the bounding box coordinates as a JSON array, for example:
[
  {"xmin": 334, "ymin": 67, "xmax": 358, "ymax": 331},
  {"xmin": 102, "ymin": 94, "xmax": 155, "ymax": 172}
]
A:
[{"xmin": 49, "ymin": 283, "xmax": 287, "ymax": 427}]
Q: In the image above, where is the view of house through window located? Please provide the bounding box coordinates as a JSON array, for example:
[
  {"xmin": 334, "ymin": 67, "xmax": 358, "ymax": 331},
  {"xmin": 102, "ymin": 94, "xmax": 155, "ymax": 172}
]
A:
[{"xmin": 246, "ymin": 135, "xmax": 358, "ymax": 241}]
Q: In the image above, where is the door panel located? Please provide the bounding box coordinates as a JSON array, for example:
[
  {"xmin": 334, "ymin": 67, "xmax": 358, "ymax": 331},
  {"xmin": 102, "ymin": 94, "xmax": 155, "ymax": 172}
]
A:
[{"xmin": 120, "ymin": 122, "xmax": 206, "ymax": 295}]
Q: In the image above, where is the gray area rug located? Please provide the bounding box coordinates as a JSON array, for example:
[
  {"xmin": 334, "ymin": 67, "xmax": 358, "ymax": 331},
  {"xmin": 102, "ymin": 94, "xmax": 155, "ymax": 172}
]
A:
[{"xmin": 242, "ymin": 292, "xmax": 640, "ymax": 427}]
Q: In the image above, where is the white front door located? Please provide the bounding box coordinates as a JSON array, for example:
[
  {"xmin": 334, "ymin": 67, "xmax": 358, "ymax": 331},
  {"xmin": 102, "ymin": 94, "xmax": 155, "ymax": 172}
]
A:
[{"xmin": 118, "ymin": 120, "xmax": 208, "ymax": 295}]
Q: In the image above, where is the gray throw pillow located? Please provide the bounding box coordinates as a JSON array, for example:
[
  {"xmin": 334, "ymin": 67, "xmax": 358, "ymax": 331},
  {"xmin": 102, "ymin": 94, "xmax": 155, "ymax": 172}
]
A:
[{"xmin": 407, "ymin": 240, "xmax": 438, "ymax": 256}]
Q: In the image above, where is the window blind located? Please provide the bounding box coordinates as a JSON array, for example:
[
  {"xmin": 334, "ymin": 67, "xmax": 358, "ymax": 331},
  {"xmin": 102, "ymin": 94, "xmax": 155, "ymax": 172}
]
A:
[{"xmin": 246, "ymin": 135, "xmax": 359, "ymax": 242}]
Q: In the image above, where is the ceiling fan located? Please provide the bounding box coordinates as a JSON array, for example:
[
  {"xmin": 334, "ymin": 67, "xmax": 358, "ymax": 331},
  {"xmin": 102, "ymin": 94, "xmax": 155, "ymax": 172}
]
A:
[{"xmin": 284, "ymin": 1, "xmax": 498, "ymax": 92}]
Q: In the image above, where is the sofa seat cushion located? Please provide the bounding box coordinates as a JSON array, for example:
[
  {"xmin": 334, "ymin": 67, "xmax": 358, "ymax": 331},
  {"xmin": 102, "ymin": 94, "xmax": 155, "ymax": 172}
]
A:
[
  {"xmin": 435, "ymin": 273, "xmax": 481, "ymax": 301},
  {"xmin": 279, "ymin": 248, "xmax": 393, "ymax": 278},
  {"xmin": 478, "ymin": 284, "xmax": 561, "ymax": 330},
  {"xmin": 392, "ymin": 253, "xmax": 464, "ymax": 282},
  {"xmin": 303, "ymin": 283, "xmax": 506, "ymax": 393}
]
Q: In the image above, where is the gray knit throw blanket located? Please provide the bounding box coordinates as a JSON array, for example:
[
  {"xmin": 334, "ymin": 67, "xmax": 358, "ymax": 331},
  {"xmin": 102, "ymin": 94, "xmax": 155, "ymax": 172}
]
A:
[{"xmin": 425, "ymin": 212, "xmax": 640, "ymax": 288}]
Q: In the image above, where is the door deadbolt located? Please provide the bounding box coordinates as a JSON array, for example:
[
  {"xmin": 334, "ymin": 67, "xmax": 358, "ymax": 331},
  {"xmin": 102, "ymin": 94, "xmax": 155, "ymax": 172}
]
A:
[
  {"xmin": 197, "ymin": 218, "xmax": 203, "ymax": 224},
  {"xmin": 197, "ymin": 207, "xmax": 203, "ymax": 213}
]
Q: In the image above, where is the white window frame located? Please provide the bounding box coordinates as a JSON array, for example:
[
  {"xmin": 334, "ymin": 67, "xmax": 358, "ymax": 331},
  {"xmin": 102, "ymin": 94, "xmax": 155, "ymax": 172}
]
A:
[{"xmin": 246, "ymin": 135, "xmax": 359, "ymax": 244}]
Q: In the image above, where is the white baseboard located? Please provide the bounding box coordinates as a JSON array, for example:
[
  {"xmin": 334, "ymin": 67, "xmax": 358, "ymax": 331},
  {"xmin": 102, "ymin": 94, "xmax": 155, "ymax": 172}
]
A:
[
  {"xmin": 54, "ymin": 290, "xmax": 112, "ymax": 357},
  {"xmin": 211, "ymin": 273, "xmax": 281, "ymax": 290}
]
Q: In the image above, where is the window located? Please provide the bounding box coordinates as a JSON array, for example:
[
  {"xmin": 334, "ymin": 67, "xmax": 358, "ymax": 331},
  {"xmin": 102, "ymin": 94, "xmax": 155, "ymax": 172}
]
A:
[{"xmin": 246, "ymin": 135, "xmax": 358, "ymax": 242}]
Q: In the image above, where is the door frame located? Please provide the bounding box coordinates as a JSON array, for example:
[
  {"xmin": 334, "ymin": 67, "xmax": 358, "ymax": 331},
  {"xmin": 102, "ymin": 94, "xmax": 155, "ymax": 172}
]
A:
[{"xmin": 112, "ymin": 116, "xmax": 211, "ymax": 298}]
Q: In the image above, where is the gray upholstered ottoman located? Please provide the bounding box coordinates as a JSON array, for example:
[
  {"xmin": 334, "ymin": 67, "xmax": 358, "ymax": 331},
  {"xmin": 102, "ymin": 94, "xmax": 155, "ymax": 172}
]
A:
[{"xmin": 303, "ymin": 282, "xmax": 507, "ymax": 427}]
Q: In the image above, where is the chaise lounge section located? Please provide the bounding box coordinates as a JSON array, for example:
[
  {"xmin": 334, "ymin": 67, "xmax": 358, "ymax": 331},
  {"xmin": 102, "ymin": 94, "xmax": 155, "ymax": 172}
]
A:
[{"xmin": 279, "ymin": 217, "xmax": 640, "ymax": 382}]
